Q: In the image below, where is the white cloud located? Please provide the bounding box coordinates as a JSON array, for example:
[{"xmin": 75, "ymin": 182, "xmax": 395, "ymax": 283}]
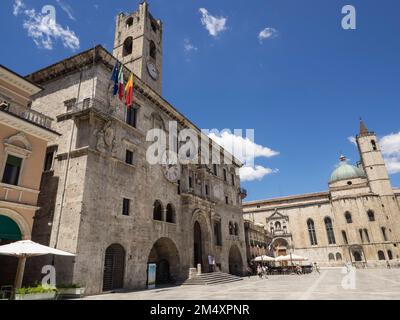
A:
[
  {"xmin": 56, "ymin": 0, "xmax": 76, "ymax": 21},
  {"xmin": 208, "ymin": 131, "xmax": 279, "ymax": 182},
  {"xmin": 348, "ymin": 136, "xmax": 357, "ymax": 146},
  {"xmin": 13, "ymin": 0, "xmax": 24, "ymax": 16},
  {"xmin": 12, "ymin": 1, "xmax": 80, "ymax": 51},
  {"xmin": 184, "ymin": 38, "xmax": 198, "ymax": 53},
  {"xmin": 240, "ymin": 166, "xmax": 278, "ymax": 182},
  {"xmin": 199, "ymin": 8, "xmax": 227, "ymax": 37},
  {"xmin": 258, "ymin": 27, "xmax": 278, "ymax": 43},
  {"xmin": 380, "ymin": 132, "xmax": 400, "ymax": 174}
]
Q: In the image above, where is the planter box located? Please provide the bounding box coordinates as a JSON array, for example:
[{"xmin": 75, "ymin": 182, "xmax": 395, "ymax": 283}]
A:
[
  {"xmin": 15, "ymin": 292, "xmax": 56, "ymax": 301},
  {"xmin": 57, "ymin": 288, "xmax": 86, "ymax": 299}
]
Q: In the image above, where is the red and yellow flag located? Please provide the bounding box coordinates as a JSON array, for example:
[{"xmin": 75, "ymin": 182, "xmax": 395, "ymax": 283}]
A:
[{"xmin": 125, "ymin": 73, "xmax": 134, "ymax": 107}]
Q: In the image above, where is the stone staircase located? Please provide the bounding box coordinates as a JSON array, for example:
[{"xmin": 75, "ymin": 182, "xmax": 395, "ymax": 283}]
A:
[{"xmin": 182, "ymin": 272, "xmax": 243, "ymax": 286}]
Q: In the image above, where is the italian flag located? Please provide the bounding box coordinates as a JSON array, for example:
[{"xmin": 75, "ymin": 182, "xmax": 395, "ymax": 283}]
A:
[
  {"xmin": 118, "ymin": 67, "xmax": 125, "ymax": 101},
  {"xmin": 125, "ymin": 73, "xmax": 134, "ymax": 107}
]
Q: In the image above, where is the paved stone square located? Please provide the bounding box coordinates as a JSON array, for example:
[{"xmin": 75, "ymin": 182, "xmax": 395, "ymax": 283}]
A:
[{"xmin": 82, "ymin": 268, "xmax": 400, "ymax": 300}]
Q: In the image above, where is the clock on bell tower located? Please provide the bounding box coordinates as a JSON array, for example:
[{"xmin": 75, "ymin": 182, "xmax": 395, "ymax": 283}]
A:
[{"xmin": 113, "ymin": 1, "xmax": 163, "ymax": 95}]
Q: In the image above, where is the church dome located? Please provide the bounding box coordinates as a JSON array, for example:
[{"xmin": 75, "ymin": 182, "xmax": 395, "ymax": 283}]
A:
[{"xmin": 329, "ymin": 155, "xmax": 366, "ymax": 183}]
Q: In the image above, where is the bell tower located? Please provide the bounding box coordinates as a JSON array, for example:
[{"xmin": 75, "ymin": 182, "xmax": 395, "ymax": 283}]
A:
[
  {"xmin": 113, "ymin": 2, "xmax": 163, "ymax": 95},
  {"xmin": 356, "ymin": 119, "xmax": 394, "ymax": 196}
]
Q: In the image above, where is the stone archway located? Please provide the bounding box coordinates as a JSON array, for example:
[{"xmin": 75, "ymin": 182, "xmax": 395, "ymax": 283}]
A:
[
  {"xmin": 271, "ymin": 238, "xmax": 289, "ymax": 257},
  {"xmin": 0, "ymin": 214, "xmax": 24, "ymax": 286},
  {"xmin": 148, "ymin": 238, "xmax": 180, "ymax": 285},
  {"xmin": 191, "ymin": 210, "xmax": 212, "ymax": 272},
  {"xmin": 349, "ymin": 245, "xmax": 365, "ymax": 263},
  {"xmin": 229, "ymin": 245, "xmax": 243, "ymax": 276},
  {"xmin": 194, "ymin": 222, "xmax": 203, "ymax": 268}
]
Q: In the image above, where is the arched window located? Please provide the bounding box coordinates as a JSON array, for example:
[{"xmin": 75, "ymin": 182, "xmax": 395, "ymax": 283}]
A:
[
  {"xmin": 166, "ymin": 204, "xmax": 175, "ymax": 223},
  {"xmin": 275, "ymin": 221, "xmax": 281, "ymax": 230},
  {"xmin": 345, "ymin": 212, "xmax": 352, "ymax": 224},
  {"xmin": 229, "ymin": 222, "xmax": 234, "ymax": 235},
  {"xmin": 371, "ymin": 140, "xmax": 377, "ymax": 151},
  {"xmin": 336, "ymin": 253, "xmax": 342, "ymax": 261},
  {"xmin": 388, "ymin": 250, "xmax": 393, "ymax": 260},
  {"xmin": 123, "ymin": 37, "xmax": 133, "ymax": 57},
  {"xmin": 234, "ymin": 223, "xmax": 239, "ymax": 236},
  {"xmin": 367, "ymin": 210, "xmax": 375, "ymax": 222},
  {"xmin": 324, "ymin": 217, "xmax": 336, "ymax": 245},
  {"xmin": 307, "ymin": 219, "xmax": 318, "ymax": 246},
  {"xmin": 151, "ymin": 19, "xmax": 158, "ymax": 33},
  {"xmin": 149, "ymin": 40, "xmax": 156, "ymax": 60},
  {"xmin": 153, "ymin": 200, "xmax": 163, "ymax": 221},
  {"xmin": 126, "ymin": 17, "xmax": 134, "ymax": 28},
  {"xmin": 378, "ymin": 250, "xmax": 386, "ymax": 261},
  {"xmin": 214, "ymin": 221, "xmax": 222, "ymax": 246},
  {"xmin": 328, "ymin": 253, "xmax": 335, "ymax": 261},
  {"xmin": 353, "ymin": 251, "xmax": 362, "ymax": 262}
]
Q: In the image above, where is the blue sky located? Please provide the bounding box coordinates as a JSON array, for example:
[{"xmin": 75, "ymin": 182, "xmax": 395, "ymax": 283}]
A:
[{"xmin": 2, "ymin": 0, "xmax": 400, "ymax": 201}]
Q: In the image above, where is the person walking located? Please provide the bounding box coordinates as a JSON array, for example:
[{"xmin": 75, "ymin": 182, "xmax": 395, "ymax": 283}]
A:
[
  {"xmin": 262, "ymin": 265, "xmax": 268, "ymax": 279},
  {"xmin": 246, "ymin": 266, "xmax": 252, "ymax": 279},
  {"xmin": 313, "ymin": 262, "xmax": 320, "ymax": 275},
  {"xmin": 386, "ymin": 261, "xmax": 391, "ymax": 269},
  {"xmin": 257, "ymin": 265, "xmax": 263, "ymax": 279}
]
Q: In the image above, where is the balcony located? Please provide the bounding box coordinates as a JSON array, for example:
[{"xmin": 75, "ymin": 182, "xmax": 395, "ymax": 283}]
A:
[
  {"xmin": 66, "ymin": 98, "xmax": 114, "ymax": 117},
  {"xmin": 0, "ymin": 102, "xmax": 53, "ymax": 129}
]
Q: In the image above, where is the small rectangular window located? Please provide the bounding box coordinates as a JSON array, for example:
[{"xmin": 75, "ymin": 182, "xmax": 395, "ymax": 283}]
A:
[
  {"xmin": 205, "ymin": 185, "xmax": 209, "ymax": 196},
  {"xmin": 44, "ymin": 151, "xmax": 54, "ymax": 171},
  {"xmin": 82, "ymin": 98, "xmax": 91, "ymax": 109},
  {"xmin": 342, "ymin": 231, "xmax": 348, "ymax": 244},
  {"xmin": 64, "ymin": 98, "xmax": 76, "ymax": 112},
  {"xmin": 231, "ymin": 173, "xmax": 235, "ymax": 186},
  {"xmin": 225, "ymin": 196, "xmax": 229, "ymax": 205},
  {"xmin": 2, "ymin": 155, "xmax": 23, "ymax": 186},
  {"xmin": 126, "ymin": 107, "xmax": 137, "ymax": 128},
  {"xmin": 122, "ymin": 198, "xmax": 130, "ymax": 216},
  {"xmin": 359, "ymin": 229, "xmax": 364, "ymax": 243},
  {"xmin": 189, "ymin": 176, "xmax": 193, "ymax": 188},
  {"xmin": 213, "ymin": 164, "xmax": 218, "ymax": 176},
  {"xmin": 126, "ymin": 150, "xmax": 134, "ymax": 165},
  {"xmin": 223, "ymin": 169, "xmax": 227, "ymax": 181},
  {"xmin": 382, "ymin": 227, "xmax": 388, "ymax": 241}
]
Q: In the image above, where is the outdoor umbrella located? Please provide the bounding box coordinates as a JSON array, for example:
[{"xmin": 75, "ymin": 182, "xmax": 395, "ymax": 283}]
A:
[
  {"xmin": 0, "ymin": 240, "xmax": 75, "ymax": 290},
  {"xmin": 275, "ymin": 254, "xmax": 308, "ymax": 262},
  {"xmin": 254, "ymin": 255, "xmax": 275, "ymax": 262}
]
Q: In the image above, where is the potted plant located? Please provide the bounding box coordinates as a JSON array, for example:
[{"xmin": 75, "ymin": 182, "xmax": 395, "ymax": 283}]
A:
[
  {"xmin": 56, "ymin": 284, "xmax": 86, "ymax": 299},
  {"xmin": 15, "ymin": 284, "xmax": 57, "ymax": 300}
]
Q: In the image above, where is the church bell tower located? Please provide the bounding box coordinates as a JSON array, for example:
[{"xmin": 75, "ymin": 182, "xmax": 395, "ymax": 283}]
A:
[
  {"xmin": 113, "ymin": 2, "xmax": 163, "ymax": 95},
  {"xmin": 356, "ymin": 119, "xmax": 394, "ymax": 196}
]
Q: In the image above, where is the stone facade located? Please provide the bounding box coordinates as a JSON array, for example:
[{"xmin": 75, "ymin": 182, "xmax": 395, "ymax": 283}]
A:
[
  {"xmin": 244, "ymin": 122, "xmax": 400, "ymax": 268},
  {"xmin": 25, "ymin": 4, "xmax": 247, "ymax": 295}
]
